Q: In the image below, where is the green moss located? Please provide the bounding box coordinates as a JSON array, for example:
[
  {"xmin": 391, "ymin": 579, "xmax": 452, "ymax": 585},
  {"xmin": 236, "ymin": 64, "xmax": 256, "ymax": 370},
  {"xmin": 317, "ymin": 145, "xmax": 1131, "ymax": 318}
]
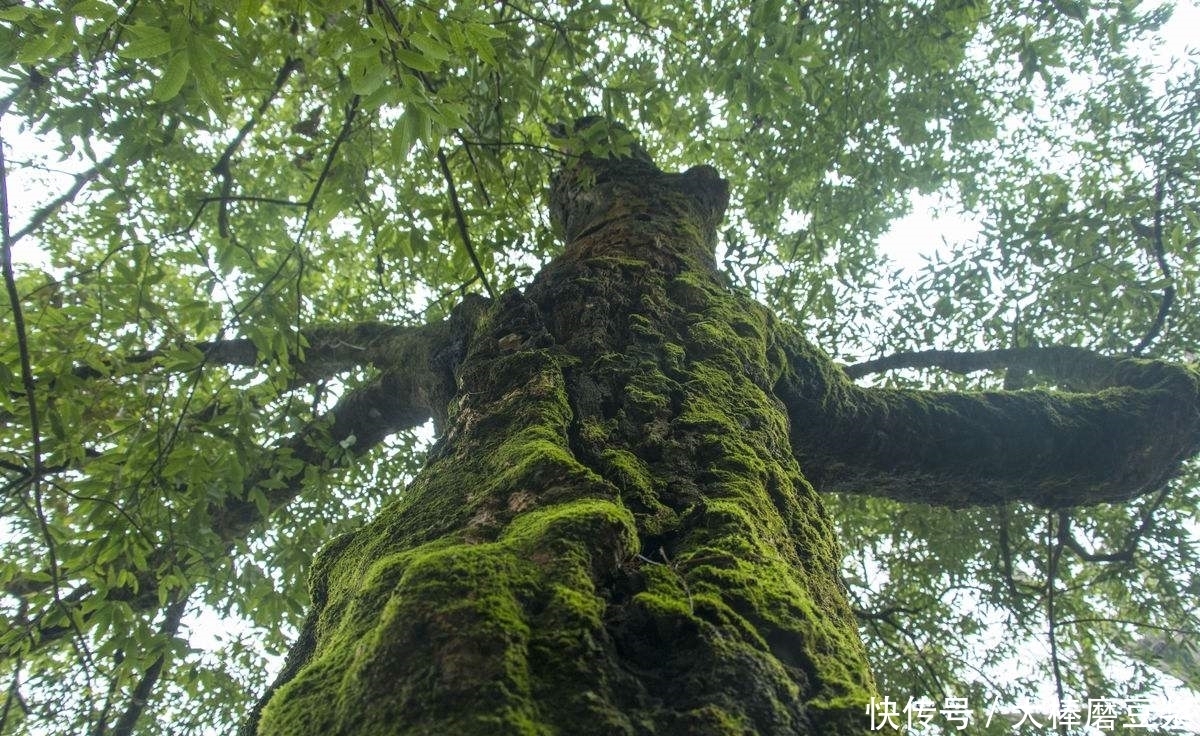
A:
[{"xmin": 261, "ymin": 500, "xmax": 641, "ymax": 736}]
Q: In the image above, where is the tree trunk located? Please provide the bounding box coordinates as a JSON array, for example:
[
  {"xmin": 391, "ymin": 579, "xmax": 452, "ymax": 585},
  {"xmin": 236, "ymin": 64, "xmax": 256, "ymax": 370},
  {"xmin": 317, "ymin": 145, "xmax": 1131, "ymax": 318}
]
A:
[{"xmin": 246, "ymin": 133, "xmax": 875, "ymax": 735}]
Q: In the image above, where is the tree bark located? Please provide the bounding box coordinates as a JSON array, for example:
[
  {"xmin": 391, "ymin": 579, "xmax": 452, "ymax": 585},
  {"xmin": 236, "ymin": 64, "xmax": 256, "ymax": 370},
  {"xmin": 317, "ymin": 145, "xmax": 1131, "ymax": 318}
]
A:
[{"xmin": 247, "ymin": 129, "xmax": 874, "ymax": 734}]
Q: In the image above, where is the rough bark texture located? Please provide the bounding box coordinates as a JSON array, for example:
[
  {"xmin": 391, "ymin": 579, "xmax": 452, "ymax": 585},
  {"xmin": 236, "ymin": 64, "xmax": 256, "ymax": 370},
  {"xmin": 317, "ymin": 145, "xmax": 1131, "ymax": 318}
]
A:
[{"xmin": 247, "ymin": 135, "xmax": 874, "ymax": 734}]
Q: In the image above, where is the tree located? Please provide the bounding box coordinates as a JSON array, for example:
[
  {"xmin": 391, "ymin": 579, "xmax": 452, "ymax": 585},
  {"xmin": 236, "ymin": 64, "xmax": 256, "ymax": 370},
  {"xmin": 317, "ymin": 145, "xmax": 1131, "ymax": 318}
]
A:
[{"xmin": 1, "ymin": 1, "xmax": 1199, "ymax": 734}]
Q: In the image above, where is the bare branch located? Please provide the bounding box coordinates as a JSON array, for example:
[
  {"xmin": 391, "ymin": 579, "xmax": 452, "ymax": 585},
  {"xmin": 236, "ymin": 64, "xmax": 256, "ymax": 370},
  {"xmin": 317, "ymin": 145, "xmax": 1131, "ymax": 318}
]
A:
[
  {"xmin": 437, "ymin": 148, "xmax": 497, "ymax": 299},
  {"xmin": 1131, "ymin": 172, "xmax": 1175, "ymax": 355}
]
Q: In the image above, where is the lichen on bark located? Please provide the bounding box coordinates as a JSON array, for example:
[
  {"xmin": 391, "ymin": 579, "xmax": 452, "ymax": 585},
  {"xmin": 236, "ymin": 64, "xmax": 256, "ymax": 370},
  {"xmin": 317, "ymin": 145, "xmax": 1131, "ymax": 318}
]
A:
[{"xmin": 249, "ymin": 123, "xmax": 875, "ymax": 735}]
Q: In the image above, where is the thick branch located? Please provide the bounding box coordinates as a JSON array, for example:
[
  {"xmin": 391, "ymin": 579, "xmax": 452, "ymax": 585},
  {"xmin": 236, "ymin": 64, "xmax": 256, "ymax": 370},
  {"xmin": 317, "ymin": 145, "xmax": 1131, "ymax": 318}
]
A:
[
  {"xmin": 1, "ymin": 296, "xmax": 488, "ymax": 654},
  {"xmin": 0, "ymin": 322, "xmax": 418, "ymax": 438},
  {"xmin": 778, "ymin": 337, "xmax": 1200, "ymax": 508},
  {"xmin": 210, "ymin": 361, "xmax": 452, "ymax": 543}
]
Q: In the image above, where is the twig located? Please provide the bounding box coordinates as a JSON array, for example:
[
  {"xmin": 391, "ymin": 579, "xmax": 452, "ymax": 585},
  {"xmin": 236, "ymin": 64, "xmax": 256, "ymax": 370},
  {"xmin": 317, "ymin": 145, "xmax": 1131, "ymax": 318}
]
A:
[
  {"xmin": 1047, "ymin": 512, "xmax": 1067, "ymax": 731},
  {"xmin": 1131, "ymin": 172, "xmax": 1175, "ymax": 355},
  {"xmin": 436, "ymin": 148, "xmax": 496, "ymax": 299},
  {"xmin": 108, "ymin": 594, "xmax": 188, "ymax": 736}
]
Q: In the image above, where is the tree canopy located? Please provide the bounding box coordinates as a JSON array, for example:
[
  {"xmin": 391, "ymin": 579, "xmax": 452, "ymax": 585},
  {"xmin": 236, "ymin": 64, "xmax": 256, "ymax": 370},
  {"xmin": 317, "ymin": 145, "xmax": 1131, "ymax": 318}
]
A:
[{"xmin": 1, "ymin": 0, "xmax": 1198, "ymax": 733}]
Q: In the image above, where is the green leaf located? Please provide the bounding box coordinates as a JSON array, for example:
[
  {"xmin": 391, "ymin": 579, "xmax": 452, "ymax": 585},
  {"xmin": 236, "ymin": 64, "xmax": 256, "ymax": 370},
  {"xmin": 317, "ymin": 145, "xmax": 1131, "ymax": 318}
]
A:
[
  {"xmin": 463, "ymin": 25, "xmax": 498, "ymax": 66},
  {"xmin": 153, "ymin": 52, "xmax": 190, "ymax": 101},
  {"xmin": 71, "ymin": 1, "xmax": 117, "ymax": 21},
  {"xmin": 393, "ymin": 47, "xmax": 439, "ymax": 72},
  {"xmin": 118, "ymin": 23, "xmax": 172, "ymax": 59},
  {"xmin": 397, "ymin": 105, "xmax": 431, "ymax": 153},
  {"xmin": 0, "ymin": 6, "xmax": 32, "ymax": 21},
  {"xmin": 163, "ymin": 345, "xmax": 205, "ymax": 372},
  {"xmin": 409, "ymin": 32, "xmax": 450, "ymax": 62},
  {"xmin": 187, "ymin": 35, "xmax": 228, "ymax": 117},
  {"xmin": 16, "ymin": 29, "xmax": 61, "ymax": 64}
]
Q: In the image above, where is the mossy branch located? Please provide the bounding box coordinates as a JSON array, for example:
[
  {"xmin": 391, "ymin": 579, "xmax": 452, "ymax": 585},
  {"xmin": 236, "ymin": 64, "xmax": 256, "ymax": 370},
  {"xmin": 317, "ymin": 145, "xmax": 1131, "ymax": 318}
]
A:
[{"xmin": 778, "ymin": 334, "xmax": 1200, "ymax": 508}]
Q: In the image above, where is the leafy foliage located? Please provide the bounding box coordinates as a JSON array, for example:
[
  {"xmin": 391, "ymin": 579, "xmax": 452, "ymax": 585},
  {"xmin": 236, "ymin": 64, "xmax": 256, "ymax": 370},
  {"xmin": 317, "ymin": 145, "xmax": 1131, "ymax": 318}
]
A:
[{"xmin": 0, "ymin": 0, "xmax": 1197, "ymax": 733}]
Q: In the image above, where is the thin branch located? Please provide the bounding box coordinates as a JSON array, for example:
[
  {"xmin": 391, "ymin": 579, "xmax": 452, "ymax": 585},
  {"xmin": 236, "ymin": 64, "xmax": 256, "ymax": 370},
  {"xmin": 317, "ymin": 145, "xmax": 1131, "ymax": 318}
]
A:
[
  {"xmin": 10, "ymin": 154, "xmax": 118, "ymax": 245},
  {"xmin": 1059, "ymin": 487, "xmax": 1167, "ymax": 563},
  {"xmin": 198, "ymin": 195, "xmax": 306, "ymax": 208},
  {"xmin": 456, "ymin": 134, "xmax": 493, "ymax": 208},
  {"xmin": 0, "ymin": 455, "xmax": 90, "ymax": 499},
  {"xmin": 108, "ymin": 594, "xmax": 188, "ymax": 736},
  {"xmin": 1131, "ymin": 172, "xmax": 1175, "ymax": 355},
  {"xmin": 851, "ymin": 602, "xmax": 922, "ymax": 621},
  {"xmin": 1, "ymin": 108, "xmax": 41, "ymax": 478},
  {"xmin": 304, "ymin": 95, "xmax": 359, "ymax": 216},
  {"xmin": 437, "ymin": 148, "xmax": 497, "ymax": 299},
  {"xmin": 1047, "ymin": 512, "xmax": 1067, "ymax": 732},
  {"xmin": 213, "ymin": 55, "xmax": 299, "ymax": 172},
  {"xmin": 65, "ymin": 322, "xmax": 398, "ymax": 382},
  {"xmin": 209, "ymin": 58, "xmax": 302, "ymax": 236},
  {"xmin": 844, "ymin": 345, "xmax": 1121, "ymax": 386},
  {"xmin": 1, "ymin": 109, "xmax": 71, "ymax": 651},
  {"xmin": 0, "ymin": 601, "xmax": 26, "ymax": 734},
  {"xmin": 998, "ymin": 504, "xmax": 1022, "ymax": 601},
  {"xmin": 181, "ymin": 57, "xmax": 301, "ymax": 235},
  {"xmin": 1056, "ymin": 617, "xmax": 1199, "ymax": 637}
]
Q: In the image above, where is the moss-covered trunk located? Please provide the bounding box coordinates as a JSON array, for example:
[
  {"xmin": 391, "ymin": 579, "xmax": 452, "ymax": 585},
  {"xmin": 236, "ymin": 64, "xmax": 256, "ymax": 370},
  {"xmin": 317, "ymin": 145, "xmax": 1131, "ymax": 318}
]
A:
[{"xmin": 248, "ymin": 136, "xmax": 873, "ymax": 735}]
